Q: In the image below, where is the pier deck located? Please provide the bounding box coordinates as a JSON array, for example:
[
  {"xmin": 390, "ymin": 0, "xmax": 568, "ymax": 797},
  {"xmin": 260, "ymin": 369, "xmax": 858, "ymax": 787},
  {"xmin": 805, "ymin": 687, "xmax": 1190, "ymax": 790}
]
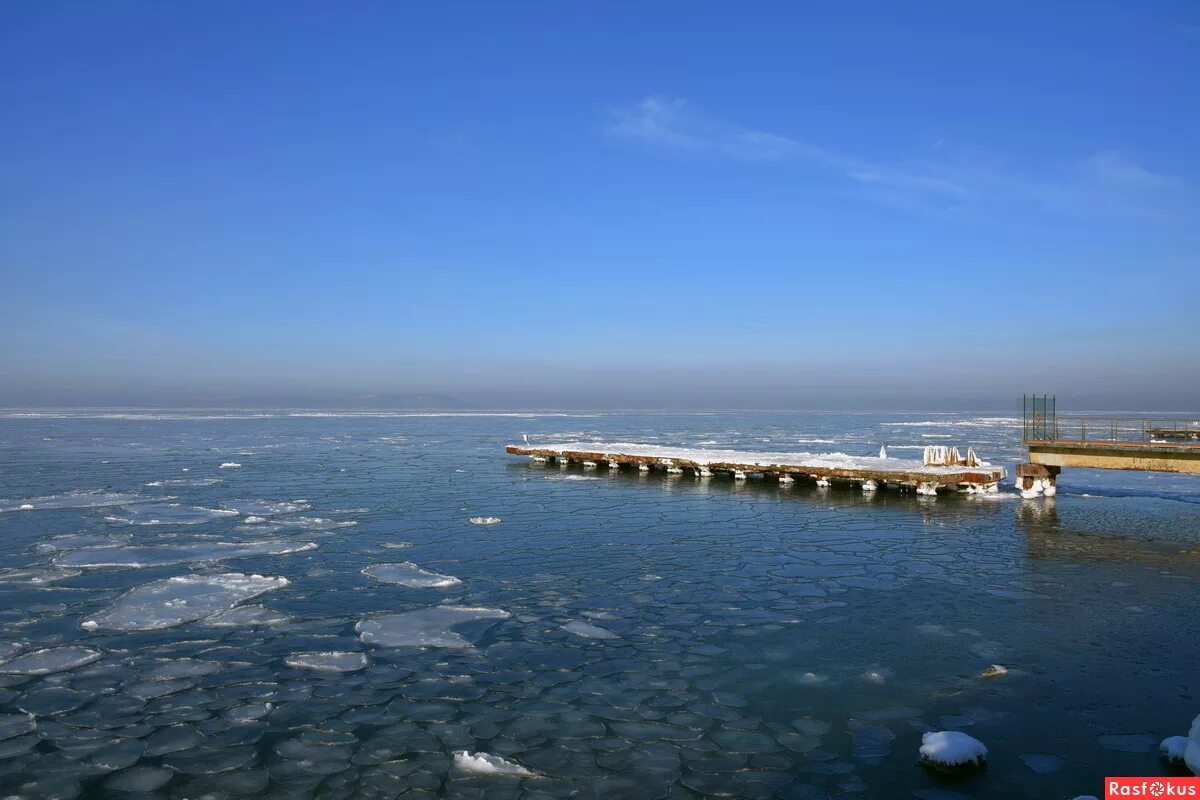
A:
[{"xmin": 507, "ymin": 442, "xmax": 1006, "ymax": 494}]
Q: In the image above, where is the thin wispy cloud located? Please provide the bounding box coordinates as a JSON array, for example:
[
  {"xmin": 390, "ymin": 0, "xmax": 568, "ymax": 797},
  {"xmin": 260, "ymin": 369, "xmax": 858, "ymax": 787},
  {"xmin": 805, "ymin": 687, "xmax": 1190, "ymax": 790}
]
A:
[{"xmin": 609, "ymin": 96, "xmax": 1185, "ymax": 219}]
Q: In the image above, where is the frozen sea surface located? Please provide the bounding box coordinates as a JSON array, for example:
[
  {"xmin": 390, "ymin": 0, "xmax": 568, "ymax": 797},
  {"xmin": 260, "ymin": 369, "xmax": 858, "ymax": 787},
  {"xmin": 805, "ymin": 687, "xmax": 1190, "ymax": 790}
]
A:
[{"xmin": 0, "ymin": 410, "xmax": 1197, "ymax": 798}]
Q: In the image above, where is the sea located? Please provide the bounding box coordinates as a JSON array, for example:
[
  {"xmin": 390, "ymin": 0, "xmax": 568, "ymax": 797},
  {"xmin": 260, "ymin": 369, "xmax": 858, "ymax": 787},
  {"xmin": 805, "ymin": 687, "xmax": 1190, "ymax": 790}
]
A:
[{"xmin": 0, "ymin": 409, "xmax": 1197, "ymax": 799}]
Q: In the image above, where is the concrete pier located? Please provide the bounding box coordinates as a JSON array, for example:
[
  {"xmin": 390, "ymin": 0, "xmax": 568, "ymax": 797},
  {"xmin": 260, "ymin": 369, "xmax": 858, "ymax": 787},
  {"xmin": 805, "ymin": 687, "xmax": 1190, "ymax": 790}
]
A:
[{"xmin": 507, "ymin": 442, "xmax": 1006, "ymax": 495}]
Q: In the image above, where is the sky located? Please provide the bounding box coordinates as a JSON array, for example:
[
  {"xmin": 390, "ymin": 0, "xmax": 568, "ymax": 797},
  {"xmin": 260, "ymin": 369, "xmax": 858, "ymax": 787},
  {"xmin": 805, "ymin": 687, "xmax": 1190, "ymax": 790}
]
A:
[{"xmin": 1, "ymin": 1, "xmax": 1198, "ymax": 410}]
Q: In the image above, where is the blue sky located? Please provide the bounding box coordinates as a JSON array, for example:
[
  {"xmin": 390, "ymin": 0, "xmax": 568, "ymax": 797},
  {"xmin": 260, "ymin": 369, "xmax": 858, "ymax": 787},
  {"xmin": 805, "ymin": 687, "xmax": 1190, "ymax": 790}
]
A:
[{"xmin": 2, "ymin": 2, "xmax": 1197, "ymax": 409}]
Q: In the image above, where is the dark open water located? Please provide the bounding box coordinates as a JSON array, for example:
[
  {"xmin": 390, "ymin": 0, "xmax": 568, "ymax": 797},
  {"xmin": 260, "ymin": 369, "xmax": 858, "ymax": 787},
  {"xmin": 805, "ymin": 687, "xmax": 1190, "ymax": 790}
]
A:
[{"xmin": 0, "ymin": 410, "xmax": 1198, "ymax": 799}]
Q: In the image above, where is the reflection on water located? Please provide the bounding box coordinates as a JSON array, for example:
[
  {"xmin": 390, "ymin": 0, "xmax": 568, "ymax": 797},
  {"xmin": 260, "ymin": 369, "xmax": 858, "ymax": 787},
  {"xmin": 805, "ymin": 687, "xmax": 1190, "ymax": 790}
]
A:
[{"xmin": 0, "ymin": 411, "xmax": 1197, "ymax": 798}]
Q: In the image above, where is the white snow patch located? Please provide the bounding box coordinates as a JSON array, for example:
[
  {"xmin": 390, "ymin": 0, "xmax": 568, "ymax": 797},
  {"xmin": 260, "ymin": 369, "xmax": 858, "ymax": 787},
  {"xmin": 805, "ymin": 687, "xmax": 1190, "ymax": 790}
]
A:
[
  {"xmin": 362, "ymin": 562, "xmax": 461, "ymax": 589},
  {"xmin": 920, "ymin": 731, "xmax": 988, "ymax": 769},
  {"xmin": 82, "ymin": 573, "xmax": 289, "ymax": 631},
  {"xmin": 453, "ymin": 750, "xmax": 540, "ymax": 778}
]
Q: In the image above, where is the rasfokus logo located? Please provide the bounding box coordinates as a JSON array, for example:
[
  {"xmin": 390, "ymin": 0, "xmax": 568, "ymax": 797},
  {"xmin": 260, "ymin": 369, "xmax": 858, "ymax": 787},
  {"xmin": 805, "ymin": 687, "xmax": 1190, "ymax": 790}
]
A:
[{"xmin": 1106, "ymin": 778, "xmax": 1200, "ymax": 798}]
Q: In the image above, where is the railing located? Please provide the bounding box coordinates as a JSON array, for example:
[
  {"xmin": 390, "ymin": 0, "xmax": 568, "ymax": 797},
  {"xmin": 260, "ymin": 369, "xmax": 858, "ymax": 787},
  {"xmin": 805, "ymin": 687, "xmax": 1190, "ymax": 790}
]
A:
[{"xmin": 1023, "ymin": 416, "xmax": 1200, "ymax": 445}]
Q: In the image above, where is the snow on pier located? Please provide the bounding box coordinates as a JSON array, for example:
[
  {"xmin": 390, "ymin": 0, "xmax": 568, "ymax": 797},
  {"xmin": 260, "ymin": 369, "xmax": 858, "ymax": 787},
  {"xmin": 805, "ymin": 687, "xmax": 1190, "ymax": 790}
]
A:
[{"xmin": 506, "ymin": 442, "xmax": 1006, "ymax": 495}]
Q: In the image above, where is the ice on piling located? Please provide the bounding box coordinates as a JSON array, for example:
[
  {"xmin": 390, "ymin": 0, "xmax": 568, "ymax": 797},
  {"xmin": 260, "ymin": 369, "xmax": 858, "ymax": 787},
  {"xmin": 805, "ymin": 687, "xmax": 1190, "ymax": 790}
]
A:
[
  {"xmin": 1186, "ymin": 713, "xmax": 1200, "ymax": 774},
  {"xmin": 356, "ymin": 606, "xmax": 510, "ymax": 648},
  {"xmin": 919, "ymin": 731, "xmax": 988, "ymax": 770},
  {"xmin": 362, "ymin": 562, "xmax": 461, "ymax": 589},
  {"xmin": 1161, "ymin": 735, "xmax": 1188, "ymax": 764},
  {"xmin": 82, "ymin": 573, "xmax": 289, "ymax": 631},
  {"xmin": 453, "ymin": 750, "xmax": 540, "ymax": 778}
]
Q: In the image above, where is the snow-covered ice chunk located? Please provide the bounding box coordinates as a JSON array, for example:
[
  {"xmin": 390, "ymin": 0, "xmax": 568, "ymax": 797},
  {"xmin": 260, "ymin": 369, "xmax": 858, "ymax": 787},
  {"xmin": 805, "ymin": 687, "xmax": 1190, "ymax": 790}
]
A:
[
  {"xmin": 356, "ymin": 606, "xmax": 510, "ymax": 648},
  {"xmin": 453, "ymin": 750, "xmax": 540, "ymax": 778},
  {"xmin": 978, "ymin": 664, "xmax": 1009, "ymax": 679},
  {"xmin": 468, "ymin": 516, "xmax": 502, "ymax": 525},
  {"xmin": 561, "ymin": 620, "xmax": 618, "ymax": 639},
  {"xmin": 104, "ymin": 503, "xmax": 239, "ymax": 525},
  {"xmin": 285, "ymin": 652, "xmax": 368, "ymax": 672},
  {"xmin": 82, "ymin": 573, "xmax": 289, "ymax": 631},
  {"xmin": 362, "ymin": 562, "xmax": 461, "ymax": 589},
  {"xmin": 919, "ymin": 731, "xmax": 987, "ymax": 770},
  {"xmin": 0, "ymin": 646, "xmax": 102, "ymax": 675},
  {"xmin": 219, "ymin": 462, "xmax": 242, "ymax": 469},
  {"xmin": 55, "ymin": 540, "xmax": 316, "ymax": 568}
]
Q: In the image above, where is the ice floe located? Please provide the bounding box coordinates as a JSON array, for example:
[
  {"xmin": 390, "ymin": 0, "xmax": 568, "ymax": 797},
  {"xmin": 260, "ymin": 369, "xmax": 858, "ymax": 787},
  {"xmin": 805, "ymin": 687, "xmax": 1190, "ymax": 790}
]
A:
[
  {"xmin": 0, "ymin": 566, "xmax": 82, "ymax": 585},
  {"xmin": 0, "ymin": 490, "xmax": 147, "ymax": 512},
  {"xmin": 55, "ymin": 540, "xmax": 316, "ymax": 568},
  {"xmin": 362, "ymin": 562, "xmax": 461, "ymax": 588},
  {"xmin": 245, "ymin": 515, "xmax": 357, "ymax": 532},
  {"xmin": 0, "ymin": 713, "xmax": 35, "ymax": 741},
  {"xmin": 144, "ymin": 658, "xmax": 222, "ymax": 681},
  {"xmin": 453, "ymin": 750, "xmax": 540, "ymax": 778},
  {"xmin": 105, "ymin": 766, "xmax": 174, "ymax": 792},
  {"xmin": 285, "ymin": 652, "xmax": 368, "ymax": 672},
  {"xmin": 977, "ymin": 664, "xmax": 1009, "ymax": 679},
  {"xmin": 356, "ymin": 606, "xmax": 511, "ymax": 648},
  {"xmin": 561, "ymin": 620, "xmax": 619, "ymax": 639},
  {"xmin": 220, "ymin": 499, "xmax": 310, "ymax": 515},
  {"xmin": 34, "ymin": 532, "xmax": 132, "ymax": 552},
  {"xmin": 201, "ymin": 604, "xmax": 291, "ymax": 627},
  {"xmin": 104, "ymin": 503, "xmax": 240, "ymax": 525},
  {"xmin": 219, "ymin": 462, "xmax": 242, "ymax": 469},
  {"xmin": 0, "ymin": 646, "xmax": 102, "ymax": 675},
  {"xmin": 81, "ymin": 573, "xmax": 289, "ymax": 631},
  {"xmin": 919, "ymin": 731, "xmax": 987, "ymax": 770},
  {"xmin": 145, "ymin": 478, "xmax": 221, "ymax": 487},
  {"xmin": 468, "ymin": 516, "xmax": 502, "ymax": 525}
]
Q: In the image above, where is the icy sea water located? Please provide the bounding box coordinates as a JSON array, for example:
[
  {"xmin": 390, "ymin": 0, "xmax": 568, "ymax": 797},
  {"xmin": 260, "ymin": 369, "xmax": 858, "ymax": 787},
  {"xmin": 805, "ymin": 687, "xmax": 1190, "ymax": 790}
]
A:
[{"xmin": 0, "ymin": 410, "xmax": 1198, "ymax": 800}]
